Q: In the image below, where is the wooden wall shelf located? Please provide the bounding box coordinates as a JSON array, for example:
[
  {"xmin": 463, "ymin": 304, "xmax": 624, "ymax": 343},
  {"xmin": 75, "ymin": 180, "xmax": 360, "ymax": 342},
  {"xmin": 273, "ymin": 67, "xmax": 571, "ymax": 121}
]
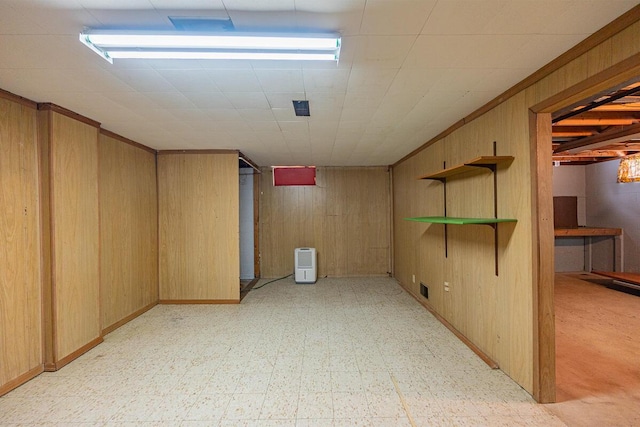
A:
[
  {"xmin": 418, "ymin": 156, "xmax": 514, "ymax": 181},
  {"xmin": 406, "ymin": 144, "xmax": 514, "ymax": 275},
  {"xmin": 404, "ymin": 216, "xmax": 517, "ymax": 227}
]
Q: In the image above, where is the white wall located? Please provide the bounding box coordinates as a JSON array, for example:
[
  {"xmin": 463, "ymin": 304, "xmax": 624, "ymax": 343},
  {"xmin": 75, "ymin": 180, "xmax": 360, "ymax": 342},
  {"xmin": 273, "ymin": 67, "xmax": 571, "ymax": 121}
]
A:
[
  {"xmin": 552, "ymin": 165, "xmax": 587, "ymax": 271},
  {"xmin": 586, "ymin": 159, "xmax": 639, "ymax": 273},
  {"xmin": 552, "ymin": 164, "xmax": 586, "ymax": 224},
  {"xmin": 239, "ymin": 169, "xmax": 254, "ymax": 280}
]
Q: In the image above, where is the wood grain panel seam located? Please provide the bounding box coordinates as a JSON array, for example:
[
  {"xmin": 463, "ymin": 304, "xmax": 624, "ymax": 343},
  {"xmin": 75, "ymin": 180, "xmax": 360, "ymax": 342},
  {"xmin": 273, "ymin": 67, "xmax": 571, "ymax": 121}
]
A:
[
  {"xmin": 102, "ymin": 302, "xmax": 158, "ymax": 336},
  {"xmin": 37, "ymin": 103, "xmax": 100, "ymax": 128},
  {"xmin": 49, "ymin": 337, "xmax": 103, "ymax": 371}
]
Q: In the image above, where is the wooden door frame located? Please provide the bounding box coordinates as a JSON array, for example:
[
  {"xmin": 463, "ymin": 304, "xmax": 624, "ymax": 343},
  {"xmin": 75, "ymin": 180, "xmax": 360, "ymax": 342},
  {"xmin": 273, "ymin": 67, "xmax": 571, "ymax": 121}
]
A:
[{"xmin": 530, "ymin": 54, "xmax": 640, "ymax": 403}]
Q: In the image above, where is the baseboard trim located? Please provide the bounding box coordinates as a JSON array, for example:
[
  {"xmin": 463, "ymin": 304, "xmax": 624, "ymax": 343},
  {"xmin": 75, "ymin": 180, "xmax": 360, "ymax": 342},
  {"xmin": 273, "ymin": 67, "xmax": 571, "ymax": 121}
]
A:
[
  {"xmin": 158, "ymin": 299, "xmax": 240, "ymax": 304},
  {"xmin": 47, "ymin": 336, "xmax": 104, "ymax": 371},
  {"xmin": 0, "ymin": 365, "xmax": 44, "ymax": 397},
  {"xmin": 102, "ymin": 302, "xmax": 158, "ymax": 336},
  {"xmin": 399, "ymin": 281, "xmax": 499, "ymax": 370}
]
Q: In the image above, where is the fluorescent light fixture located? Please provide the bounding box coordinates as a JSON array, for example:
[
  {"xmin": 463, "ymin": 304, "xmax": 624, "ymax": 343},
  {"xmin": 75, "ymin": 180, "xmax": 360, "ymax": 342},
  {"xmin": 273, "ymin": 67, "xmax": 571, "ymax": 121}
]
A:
[{"xmin": 79, "ymin": 30, "xmax": 341, "ymax": 63}]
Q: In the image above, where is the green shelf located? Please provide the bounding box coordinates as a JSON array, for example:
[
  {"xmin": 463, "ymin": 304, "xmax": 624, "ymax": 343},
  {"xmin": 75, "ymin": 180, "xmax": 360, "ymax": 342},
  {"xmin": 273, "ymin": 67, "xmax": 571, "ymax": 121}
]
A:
[{"xmin": 404, "ymin": 216, "xmax": 517, "ymax": 225}]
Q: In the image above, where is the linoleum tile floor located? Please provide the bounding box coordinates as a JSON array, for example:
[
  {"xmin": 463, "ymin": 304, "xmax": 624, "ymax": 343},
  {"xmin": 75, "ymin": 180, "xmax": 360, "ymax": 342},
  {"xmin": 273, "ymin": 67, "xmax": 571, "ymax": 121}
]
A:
[{"xmin": 0, "ymin": 277, "xmax": 564, "ymax": 426}]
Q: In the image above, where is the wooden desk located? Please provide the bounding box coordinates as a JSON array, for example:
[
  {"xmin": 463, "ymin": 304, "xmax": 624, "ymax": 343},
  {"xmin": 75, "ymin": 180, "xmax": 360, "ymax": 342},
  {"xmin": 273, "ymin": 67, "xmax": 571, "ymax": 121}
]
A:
[{"xmin": 554, "ymin": 227, "xmax": 624, "ymax": 272}]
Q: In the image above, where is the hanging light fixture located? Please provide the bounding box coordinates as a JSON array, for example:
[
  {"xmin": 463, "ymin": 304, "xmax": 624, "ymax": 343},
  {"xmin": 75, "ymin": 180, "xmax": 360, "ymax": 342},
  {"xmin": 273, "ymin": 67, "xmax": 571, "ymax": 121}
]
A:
[{"xmin": 79, "ymin": 30, "xmax": 341, "ymax": 63}]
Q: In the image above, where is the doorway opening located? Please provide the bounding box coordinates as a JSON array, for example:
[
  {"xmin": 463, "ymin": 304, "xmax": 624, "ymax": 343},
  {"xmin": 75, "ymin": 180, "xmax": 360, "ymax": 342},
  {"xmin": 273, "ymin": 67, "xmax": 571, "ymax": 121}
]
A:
[
  {"xmin": 532, "ymin": 71, "xmax": 640, "ymax": 423},
  {"xmin": 239, "ymin": 155, "xmax": 260, "ymax": 299}
]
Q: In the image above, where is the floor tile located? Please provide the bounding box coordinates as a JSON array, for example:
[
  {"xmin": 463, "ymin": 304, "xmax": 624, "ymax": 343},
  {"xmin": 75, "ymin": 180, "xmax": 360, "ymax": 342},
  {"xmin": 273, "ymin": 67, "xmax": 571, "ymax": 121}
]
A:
[{"xmin": 0, "ymin": 278, "xmax": 564, "ymax": 426}]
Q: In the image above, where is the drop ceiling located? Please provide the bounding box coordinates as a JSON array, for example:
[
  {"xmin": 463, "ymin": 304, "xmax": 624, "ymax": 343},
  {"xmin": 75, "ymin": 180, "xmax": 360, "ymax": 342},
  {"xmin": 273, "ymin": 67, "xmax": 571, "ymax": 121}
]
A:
[{"xmin": 0, "ymin": 0, "xmax": 637, "ymax": 166}]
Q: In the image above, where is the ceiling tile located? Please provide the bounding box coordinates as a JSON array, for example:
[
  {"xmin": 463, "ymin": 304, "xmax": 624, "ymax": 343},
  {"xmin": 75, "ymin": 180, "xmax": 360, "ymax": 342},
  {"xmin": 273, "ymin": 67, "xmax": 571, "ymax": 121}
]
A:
[
  {"xmin": 110, "ymin": 68, "xmax": 174, "ymax": 92},
  {"xmin": 143, "ymin": 91, "xmax": 195, "ymax": 109},
  {"xmin": 238, "ymin": 108, "xmax": 276, "ymax": 121},
  {"xmin": 225, "ymin": 10, "xmax": 297, "ymax": 29},
  {"xmin": 248, "ymin": 121, "xmax": 280, "ymax": 131},
  {"xmin": 183, "ymin": 92, "xmax": 233, "ymax": 109},
  {"xmin": 422, "ymin": 0, "xmax": 509, "ymax": 35},
  {"xmin": 352, "ymin": 35, "xmax": 416, "ymax": 68},
  {"xmin": 0, "ymin": 0, "xmax": 633, "ymax": 166},
  {"xmin": 208, "ymin": 70, "xmax": 261, "ymax": 92},
  {"xmin": 305, "ymin": 92, "xmax": 345, "ymax": 111},
  {"xmin": 501, "ymin": 34, "xmax": 587, "ymax": 70},
  {"xmin": 387, "ymin": 68, "xmax": 446, "ymax": 96},
  {"xmin": 149, "ymin": 0, "xmax": 225, "ymax": 8},
  {"xmin": 225, "ymin": 92, "xmax": 270, "ymax": 109},
  {"xmin": 346, "ymin": 68, "xmax": 397, "ymax": 94},
  {"xmin": 404, "ymin": 35, "xmax": 529, "ymax": 69},
  {"xmin": 278, "ymin": 121, "xmax": 309, "ymax": 133},
  {"xmin": 272, "ymin": 107, "xmax": 306, "ymax": 121},
  {"xmin": 294, "ymin": 0, "xmax": 366, "ymax": 36},
  {"xmin": 360, "ymin": 0, "xmax": 437, "ymax": 35},
  {"xmin": 265, "ymin": 92, "xmax": 306, "ymax": 109},
  {"xmin": 157, "ymin": 69, "xmax": 220, "ymax": 92},
  {"xmin": 207, "ymin": 108, "xmax": 242, "ymax": 121},
  {"xmin": 303, "ymin": 69, "xmax": 350, "ymax": 93},
  {"xmin": 222, "ymin": 0, "xmax": 295, "ymax": 11},
  {"xmin": 255, "ymin": 69, "xmax": 305, "ymax": 93}
]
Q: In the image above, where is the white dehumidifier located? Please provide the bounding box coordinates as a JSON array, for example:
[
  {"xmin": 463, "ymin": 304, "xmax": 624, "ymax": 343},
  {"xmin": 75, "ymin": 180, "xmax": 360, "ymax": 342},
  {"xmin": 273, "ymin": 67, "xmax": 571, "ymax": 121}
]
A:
[{"xmin": 294, "ymin": 248, "xmax": 317, "ymax": 284}]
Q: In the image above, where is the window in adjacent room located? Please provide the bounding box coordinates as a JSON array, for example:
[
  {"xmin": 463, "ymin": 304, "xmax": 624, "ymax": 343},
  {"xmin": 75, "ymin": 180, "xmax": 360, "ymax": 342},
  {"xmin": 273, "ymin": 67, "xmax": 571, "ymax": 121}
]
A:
[{"xmin": 272, "ymin": 166, "xmax": 316, "ymax": 186}]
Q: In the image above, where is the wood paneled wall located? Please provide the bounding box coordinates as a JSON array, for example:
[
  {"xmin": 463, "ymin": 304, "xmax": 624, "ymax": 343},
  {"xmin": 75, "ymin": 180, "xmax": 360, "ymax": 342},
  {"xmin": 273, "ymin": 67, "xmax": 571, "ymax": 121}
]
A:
[
  {"xmin": 0, "ymin": 95, "xmax": 42, "ymax": 395},
  {"xmin": 99, "ymin": 131, "xmax": 158, "ymax": 333},
  {"xmin": 260, "ymin": 167, "xmax": 390, "ymax": 278},
  {"xmin": 40, "ymin": 108, "xmax": 102, "ymax": 369},
  {"xmin": 392, "ymin": 9, "xmax": 640, "ymax": 399},
  {"xmin": 158, "ymin": 152, "xmax": 239, "ymax": 302}
]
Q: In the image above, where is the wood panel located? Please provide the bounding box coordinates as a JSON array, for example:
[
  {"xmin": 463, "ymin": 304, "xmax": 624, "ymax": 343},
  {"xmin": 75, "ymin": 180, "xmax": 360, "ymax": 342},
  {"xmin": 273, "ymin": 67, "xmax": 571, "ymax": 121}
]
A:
[
  {"xmin": 0, "ymin": 96, "xmax": 42, "ymax": 395},
  {"xmin": 259, "ymin": 167, "xmax": 390, "ymax": 278},
  {"xmin": 392, "ymin": 8, "xmax": 640, "ymax": 400},
  {"xmin": 158, "ymin": 153, "xmax": 239, "ymax": 301},
  {"xmin": 99, "ymin": 131, "xmax": 158, "ymax": 333},
  {"xmin": 46, "ymin": 110, "xmax": 101, "ymax": 367},
  {"xmin": 531, "ymin": 112, "xmax": 556, "ymax": 403}
]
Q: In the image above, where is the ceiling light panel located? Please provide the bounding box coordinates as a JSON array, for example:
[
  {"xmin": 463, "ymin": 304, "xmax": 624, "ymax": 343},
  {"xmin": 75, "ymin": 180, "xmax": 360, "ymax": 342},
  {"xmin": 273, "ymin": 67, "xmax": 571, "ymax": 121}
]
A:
[{"xmin": 79, "ymin": 30, "xmax": 341, "ymax": 62}]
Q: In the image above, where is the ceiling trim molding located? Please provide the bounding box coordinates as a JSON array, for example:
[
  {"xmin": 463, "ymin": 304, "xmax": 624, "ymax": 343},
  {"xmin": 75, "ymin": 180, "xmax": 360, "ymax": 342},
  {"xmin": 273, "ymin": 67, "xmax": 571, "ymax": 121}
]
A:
[
  {"xmin": 100, "ymin": 128, "xmax": 156, "ymax": 155},
  {"xmin": 238, "ymin": 151, "xmax": 261, "ymax": 172},
  {"xmin": 0, "ymin": 88, "xmax": 37, "ymax": 109},
  {"xmin": 157, "ymin": 149, "xmax": 239, "ymax": 156},
  {"xmin": 392, "ymin": 3, "xmax": 640, "ymax": 168},
  {"xmin": 37, "ymin": 103, "xmax": 101, "ymax": 128}
]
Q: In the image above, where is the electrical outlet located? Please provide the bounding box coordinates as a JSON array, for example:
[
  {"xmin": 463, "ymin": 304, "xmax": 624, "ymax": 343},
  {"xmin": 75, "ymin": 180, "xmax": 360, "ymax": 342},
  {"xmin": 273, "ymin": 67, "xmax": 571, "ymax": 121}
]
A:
[
  {"xmin": 444, "ymin": 281, "xmax": 450, "ymax": 292},
  {"xmin": 412, "ymin": 274, "xmax": 416, "ymax": 283}
]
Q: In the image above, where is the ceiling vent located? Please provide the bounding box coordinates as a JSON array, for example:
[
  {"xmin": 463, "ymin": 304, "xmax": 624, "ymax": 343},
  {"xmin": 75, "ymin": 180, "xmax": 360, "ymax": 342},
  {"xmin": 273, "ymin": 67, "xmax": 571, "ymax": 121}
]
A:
[
  {"xmin": 292, "ymin": 100, "xmax": 310, "ymax": 117},
  {"xmin": 169, "ymin": 17, "xmax": 234, "ymax": 31}
]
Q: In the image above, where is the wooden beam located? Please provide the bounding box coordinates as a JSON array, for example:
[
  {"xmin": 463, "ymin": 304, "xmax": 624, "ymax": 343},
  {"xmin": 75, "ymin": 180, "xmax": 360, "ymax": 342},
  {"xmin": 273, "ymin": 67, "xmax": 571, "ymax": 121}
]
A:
[
  {"xmin": 530, "ymin": 111, "xmax": 556, "ymax": 404},
  {"xmin": 564, "ymin": 111, "xmax": 640, "ymax": 120},
  {"xmin": 554, "ymin": 122, "xmax": 640, "ymax": 152},
  {"xmin": 552, "ymin": 131, "xmax": 595, "ymax": 137},
  {"xmin": 555, "ymin": 118, "xmax": 636, "ymax": 126}
]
